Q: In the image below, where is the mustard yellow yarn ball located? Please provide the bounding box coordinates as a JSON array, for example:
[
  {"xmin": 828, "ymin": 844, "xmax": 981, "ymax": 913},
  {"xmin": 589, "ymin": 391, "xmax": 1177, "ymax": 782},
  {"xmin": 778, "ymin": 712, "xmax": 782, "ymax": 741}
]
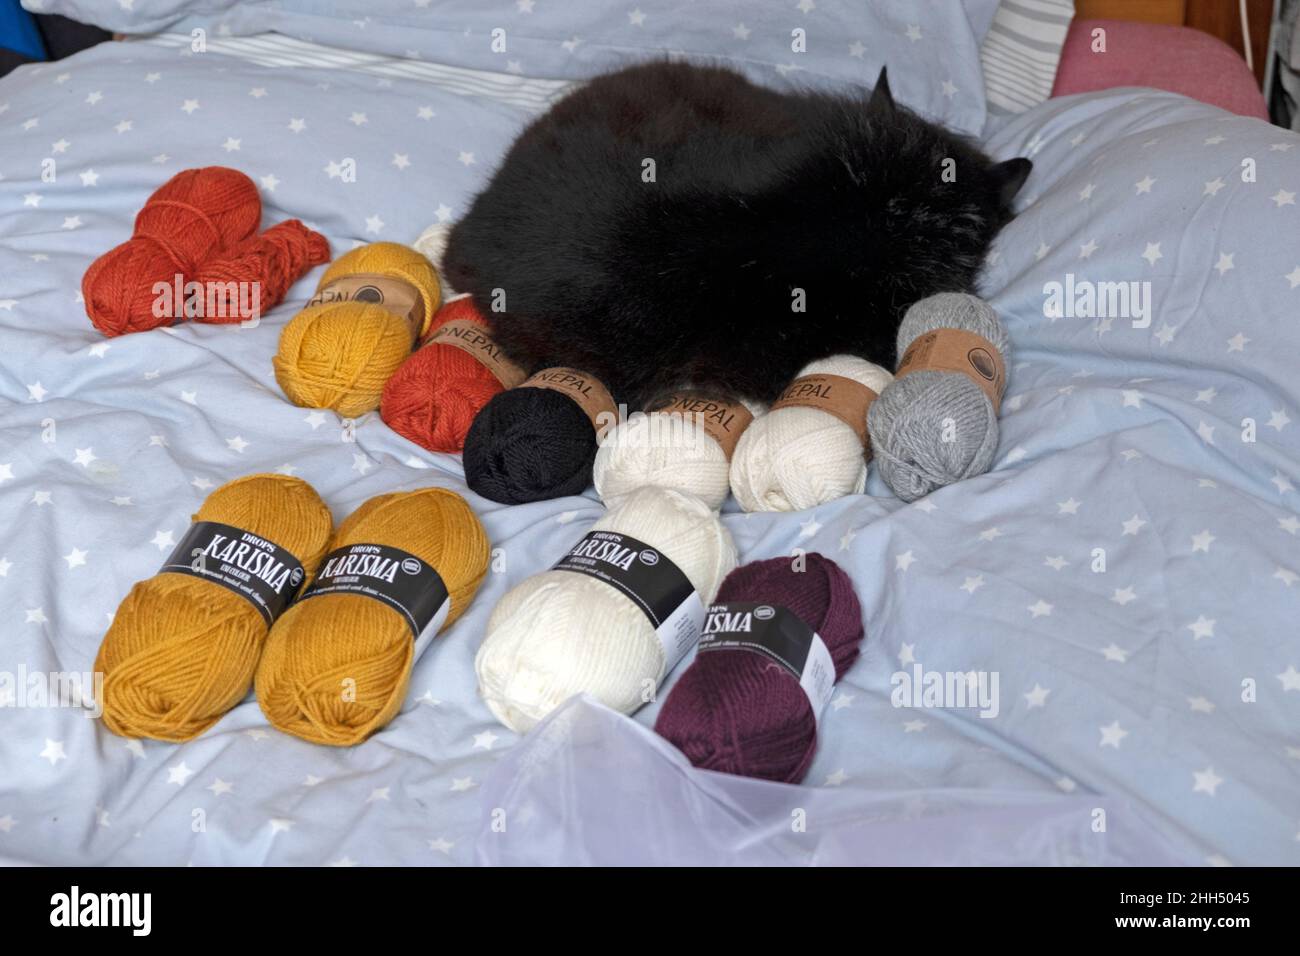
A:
[
  {"xmin": 95, "ymin": 474, "xmax": 334, "ymax": 742},
  {"xmin": 274, "ymin": 242, "xmax": 442, "ymax": 418}
]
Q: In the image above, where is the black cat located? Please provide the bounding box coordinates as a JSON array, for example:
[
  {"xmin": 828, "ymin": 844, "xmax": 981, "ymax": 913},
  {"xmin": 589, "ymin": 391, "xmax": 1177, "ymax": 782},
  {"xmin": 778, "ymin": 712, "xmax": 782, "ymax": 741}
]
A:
[{"xmin": 444, "ymin": 61, "xmax": 1031, "ymax": 409}]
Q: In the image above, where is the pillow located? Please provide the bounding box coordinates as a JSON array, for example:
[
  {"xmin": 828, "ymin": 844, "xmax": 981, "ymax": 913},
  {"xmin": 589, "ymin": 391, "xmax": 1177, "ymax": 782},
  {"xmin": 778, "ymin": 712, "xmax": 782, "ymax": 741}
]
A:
[
  {"xmin": 25, "ymin": 0, "xmax": 994, "ymax": 133},
  {"xmin": 980, "ymin": 0, "xmax": 1075, "ymax": 125},
  {"xmin": 20, "ymin": 0, "xmax": 237, "ymax": 32}
]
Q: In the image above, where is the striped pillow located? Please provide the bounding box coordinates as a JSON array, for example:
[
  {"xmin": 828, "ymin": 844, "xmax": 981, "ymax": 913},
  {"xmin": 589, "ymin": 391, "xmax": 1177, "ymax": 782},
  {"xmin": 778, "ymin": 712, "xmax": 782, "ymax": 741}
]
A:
[{"xmin": 981, "ymin": 0, "xmax": 1075, "ymax": 118}]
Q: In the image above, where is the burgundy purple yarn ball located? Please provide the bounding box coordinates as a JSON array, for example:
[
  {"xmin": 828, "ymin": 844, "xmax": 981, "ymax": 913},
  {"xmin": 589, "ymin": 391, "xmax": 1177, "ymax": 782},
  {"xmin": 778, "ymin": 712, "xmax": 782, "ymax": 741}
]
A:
[{"xmin": 655, "ymin": 552, "xmax": 864, "ymax": 783}]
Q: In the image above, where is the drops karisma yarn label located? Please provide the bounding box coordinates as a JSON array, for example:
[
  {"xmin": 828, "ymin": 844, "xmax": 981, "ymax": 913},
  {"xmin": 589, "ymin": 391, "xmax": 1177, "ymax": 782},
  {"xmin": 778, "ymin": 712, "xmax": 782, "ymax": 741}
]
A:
[
  {"xmin": 307, "ymin": 272, "xmax": 425, "ymax": 337},
  {"xmin": 894, "ymin": 328, "xmax": 1006, "ymax": 411},
  {"xmin": 423, "ymin": 319, "xmax": 528, "ymax": 388},
  {"xmin": 159, "ymin": 521, "xmax": 307, "ymax": 627},
  {"xmin": 552, "ymin": 530, "xmax": 704, "ymax": 671},
  {"xmin": 643, "ymin": 391, "xmax": 755, "ymax": 460},
  {"xmin": 697, "ymin": 602, "xmax": 836, "ymax": 723},
  {"xmin": 769, "ymin": 373, "xmax": 878, "ymax": 448},
  {"xmin": 296, "ymin": 543, "xmax": 451, "ymax": 652}
]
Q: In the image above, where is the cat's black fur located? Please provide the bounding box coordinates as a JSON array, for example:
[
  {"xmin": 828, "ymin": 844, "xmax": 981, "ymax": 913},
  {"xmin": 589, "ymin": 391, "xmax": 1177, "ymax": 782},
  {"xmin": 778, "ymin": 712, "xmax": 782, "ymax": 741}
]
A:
[{"xmin": 444, "ymin": 61, "xmax": 1031, "ymax": 409}]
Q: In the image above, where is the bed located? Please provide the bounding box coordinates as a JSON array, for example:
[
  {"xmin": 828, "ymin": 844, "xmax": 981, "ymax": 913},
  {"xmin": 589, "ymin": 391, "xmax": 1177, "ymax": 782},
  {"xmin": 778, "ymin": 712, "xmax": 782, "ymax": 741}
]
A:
[{"xmin": 1, "ymin": 1, "xmax": 1297, "ymax": 866}]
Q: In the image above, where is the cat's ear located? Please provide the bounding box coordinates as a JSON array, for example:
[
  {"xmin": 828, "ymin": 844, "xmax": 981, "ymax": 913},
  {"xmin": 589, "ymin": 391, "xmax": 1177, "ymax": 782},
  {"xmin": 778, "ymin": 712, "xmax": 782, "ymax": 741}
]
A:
[
  {"xmin": 869, "ymin": 66, "xmax": 895, "ymax": 115},
  {"xmin": 990, "ymin": 157, "xmax": 1032, "ymax": 207}
]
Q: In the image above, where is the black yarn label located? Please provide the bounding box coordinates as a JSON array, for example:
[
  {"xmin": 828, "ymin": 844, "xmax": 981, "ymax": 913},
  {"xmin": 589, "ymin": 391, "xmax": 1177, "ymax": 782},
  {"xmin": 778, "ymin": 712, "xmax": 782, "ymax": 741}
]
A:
[
  {"xmin": 551, "ymin": 531, "xmax": 704, "ymax": 670},
  {"xmin": 697, "ymin": 602, "xmax": 836, "ymax": 722},
  {"xmin": 159, "ymin": 521, "xmax": 307, "ymax": 628},
  {"xmin": 295, "ymin": 543, "xmax": 449, "ymax": 642}
]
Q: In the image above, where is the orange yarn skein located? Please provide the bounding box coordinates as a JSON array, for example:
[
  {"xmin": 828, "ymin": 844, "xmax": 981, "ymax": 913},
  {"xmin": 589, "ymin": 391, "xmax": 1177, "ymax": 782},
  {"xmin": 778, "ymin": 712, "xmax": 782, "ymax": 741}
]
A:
[{"xmin": 194, "ymin": 220, "xmax": 331, "ymax": 324}]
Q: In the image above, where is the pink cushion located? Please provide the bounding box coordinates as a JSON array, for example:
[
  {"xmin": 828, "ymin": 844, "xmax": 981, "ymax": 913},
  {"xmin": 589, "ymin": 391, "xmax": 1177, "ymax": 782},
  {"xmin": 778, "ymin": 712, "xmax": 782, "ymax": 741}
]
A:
[{"xmin": 1052, "ymin": 18, "xmax": 1268, "ymax": 120}]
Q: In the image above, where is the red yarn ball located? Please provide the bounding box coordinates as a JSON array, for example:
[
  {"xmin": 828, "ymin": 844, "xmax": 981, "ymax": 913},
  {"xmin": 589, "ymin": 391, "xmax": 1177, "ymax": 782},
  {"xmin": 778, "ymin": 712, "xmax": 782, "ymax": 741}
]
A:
[
  {"xmin": 81, "ymin": 166, "xmax": 329, "ymax": 336},
  {"xmin": 381, "ymin": 297, "xmax": 507, "ymax": 453},
  {"xmin": 82, "ymin": 168, "xmax": 263, "ymax": 336},
  {"xmin": 654, "ymin": 553, "xmax": 864, "ymax": 784}
]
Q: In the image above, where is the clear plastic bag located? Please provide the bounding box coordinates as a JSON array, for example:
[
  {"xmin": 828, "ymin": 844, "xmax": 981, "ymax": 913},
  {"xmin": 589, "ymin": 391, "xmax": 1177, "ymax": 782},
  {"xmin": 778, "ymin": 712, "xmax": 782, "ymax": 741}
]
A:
[{"xmin": 474, "ymin": 697, "xmax": 1199, "ymax": 866}]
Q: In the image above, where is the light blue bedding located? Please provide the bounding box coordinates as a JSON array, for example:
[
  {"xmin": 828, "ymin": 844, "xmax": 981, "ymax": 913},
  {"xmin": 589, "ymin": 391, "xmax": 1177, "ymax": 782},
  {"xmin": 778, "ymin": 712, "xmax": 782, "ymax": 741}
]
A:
[{"xmin": 0, "ymin": 32, "xmax": 1296, "ymax": 866}]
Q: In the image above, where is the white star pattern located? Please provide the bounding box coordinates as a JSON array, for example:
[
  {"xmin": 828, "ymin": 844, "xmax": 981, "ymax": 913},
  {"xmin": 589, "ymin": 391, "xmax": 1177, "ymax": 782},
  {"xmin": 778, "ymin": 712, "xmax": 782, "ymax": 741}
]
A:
[
  {"xmin": 1192, "ymin": 767, "xmax": 1223, "ymax": 796},
  {"xmin": 1121, "ymin": 514, "xmax": 1146, "ymax": 536},
  {"xmin": 1099, "ymin": 721, "xmax": 1128, "ymax": 748},
  {"xmin": 39, "ymin": 739, "xmax": 67, "ymax": 765}
]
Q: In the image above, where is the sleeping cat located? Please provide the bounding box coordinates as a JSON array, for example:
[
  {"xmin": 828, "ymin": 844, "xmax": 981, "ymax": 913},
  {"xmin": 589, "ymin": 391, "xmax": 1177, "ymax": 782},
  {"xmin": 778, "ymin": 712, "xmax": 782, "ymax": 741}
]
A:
[{"xmin": 443, "ymin": 61, "xmax": 1031, "ymax": 409}]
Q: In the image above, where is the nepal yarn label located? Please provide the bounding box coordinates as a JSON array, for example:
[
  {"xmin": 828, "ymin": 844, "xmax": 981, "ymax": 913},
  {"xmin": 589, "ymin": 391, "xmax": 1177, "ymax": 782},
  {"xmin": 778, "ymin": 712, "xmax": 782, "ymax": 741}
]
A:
[
  {"xmin": 894, "ymin": 328, "xmax": 1006, "ymax": 412},
  {"xmin": 552, "ymin": 530, "xmax": 705, "ymax": 671},
  {"xmin": 697, "ymin": 602, "xmax": 836, "ymax": 724},
  {"xmin": 296, "ymin": 543, "xmax": 451, "ymax": 651},
  {"xmin": 643, "ymin": 391, "xmax": 755, "ymax": 460},
  {"xmin": 521, "ymin": 367, "xmax": 619, "ymax": 437},
  {"xmin": 770, "ymin": 374, "xmax": 878, "ymax": 449},
  {"xmin": 423, "ymin": 318, "xmax": 528, "ymax": 388},
  {"xmin": 307, "ymin": 273, "xmax": 425, "ymax": 338},
  {"xmin": 159, "ymin": 521, "xmax": 307, "ymax": 628}
]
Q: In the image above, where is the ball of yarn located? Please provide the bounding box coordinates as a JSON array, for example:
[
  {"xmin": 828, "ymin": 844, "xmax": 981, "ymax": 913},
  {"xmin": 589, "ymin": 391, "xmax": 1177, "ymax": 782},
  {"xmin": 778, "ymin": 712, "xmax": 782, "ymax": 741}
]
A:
[
  {"xmin": 463, "ymin": 386, "xmax": 598, "ymax": 504},
  {"xmin": 868, "ymin": 292, "xmax": 1009, "ymax": 502},
  {"xmin": 95, "ymin": 474, "xmax": 333, "ymax": 742},
  {"xmin": 413, "ymin": 221, "xmax": 455, "ymax": 291},
  {"xmin": 256, "ymin": 487, "xmax": 490, "ymax": 746},
  {"xmin": 730, "ymin": 355, "xmax": 893, "ymax": 512},
  {"xmin": 380, "ymin": 297, "xmax": 505, "ymax": 453},
  {"xmin": 83, "ymin": 167, "xmax": 264, "ymax": 336},
  {"xmin": 592, "ymin": 397, "xmax": 762, "ymax": 510},
  {"xmin": 655, "ymin": 553, "xmax": 863, "ymax": 783},
  {"xmin": 273, "ymin": 242, "xmax": 441, "ymax": 418},
  {"xmin": 476, "ymin": 486, "xmax": 737, "ymax": 732}
]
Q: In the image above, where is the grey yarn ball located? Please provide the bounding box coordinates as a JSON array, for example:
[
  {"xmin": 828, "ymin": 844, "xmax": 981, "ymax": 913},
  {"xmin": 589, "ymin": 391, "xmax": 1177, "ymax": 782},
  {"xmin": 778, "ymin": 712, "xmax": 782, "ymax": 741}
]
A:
[{"xmin": 869, "ymin": 293, "xmax": 1010, "ymax": 502}]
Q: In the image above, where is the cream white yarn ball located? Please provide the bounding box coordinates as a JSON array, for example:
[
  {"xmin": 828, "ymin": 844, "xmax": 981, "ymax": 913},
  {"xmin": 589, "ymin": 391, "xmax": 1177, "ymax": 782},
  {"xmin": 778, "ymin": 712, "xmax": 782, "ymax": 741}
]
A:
[
  {"xmin": 413, "ymin": 221, "xmax": 455, "ymax": 296},
  {"xmin": 591, "ymin": 398, "xmax": 763, "ymax": 510},
  {"xmin": 729, "ymin": 355, "xmax": 893, "ymax": 512},
  {"xmin": 475, "ymin": 486, "xmax": 737, "ymax": 733}
]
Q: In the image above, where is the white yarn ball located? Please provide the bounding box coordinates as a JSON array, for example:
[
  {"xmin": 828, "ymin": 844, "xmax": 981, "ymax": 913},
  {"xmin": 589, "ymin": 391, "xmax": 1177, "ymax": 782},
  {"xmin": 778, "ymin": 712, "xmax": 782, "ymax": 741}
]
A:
[
  {"xmin": 592, "ymin": 398, "xmax": 763, "ymax": 510},
  {"xmin": 729, "ymin": 355, "xmax": 894, "ymax": 512},
  {"xmin": 475, "ymin": 486, "xmax": 737, "ymax": 732},
  {"xmin": 413, "ymin": 221, "xmax": 455, "ymax": 296}
]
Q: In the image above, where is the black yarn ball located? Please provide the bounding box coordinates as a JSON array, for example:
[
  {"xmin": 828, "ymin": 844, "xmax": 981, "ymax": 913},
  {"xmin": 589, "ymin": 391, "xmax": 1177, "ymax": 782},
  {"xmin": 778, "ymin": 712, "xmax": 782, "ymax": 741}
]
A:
[{"xmin": 463, "ymin": 387, "xmax": 598, "ymax": 504}]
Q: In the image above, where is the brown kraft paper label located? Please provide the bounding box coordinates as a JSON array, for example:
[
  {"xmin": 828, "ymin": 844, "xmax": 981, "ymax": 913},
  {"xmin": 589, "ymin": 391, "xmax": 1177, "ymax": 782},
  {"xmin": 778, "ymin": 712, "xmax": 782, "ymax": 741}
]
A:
[
  {"xmin": 895, "ymin": 328, "xmax": 1006, "ymax": 412},
  {"xmin": 644, "ymin": 392, "xmax": 755, "ymax": 460},
  {"xmin": 423, "ymin": 319, "xmax": 528, "ymax": 388},
  {"xmin": 523, "ymin": 367, "xmax": 618, "ymax": 435},
  {"xmin": 308, "ymin": 273, "xmax": 425, "ymax": 338},
  {"xmin": 770, "ymin": 374, "xmax": 877, "ymax": 451}
]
